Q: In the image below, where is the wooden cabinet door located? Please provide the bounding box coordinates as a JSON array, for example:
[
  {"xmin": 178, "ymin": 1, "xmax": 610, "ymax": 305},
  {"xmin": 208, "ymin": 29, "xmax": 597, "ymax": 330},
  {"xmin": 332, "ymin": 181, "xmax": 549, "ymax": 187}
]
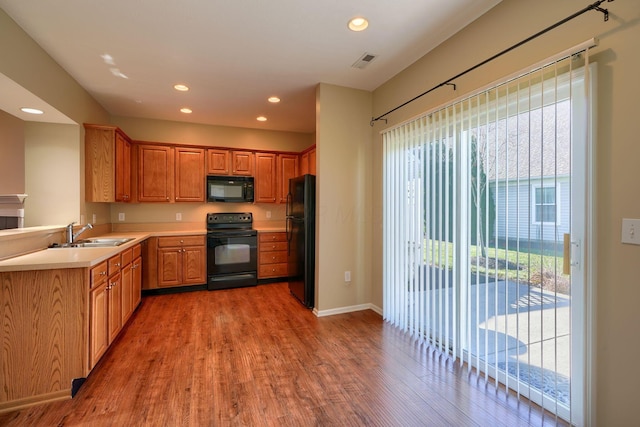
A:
[
  {"xmin": 115, "ymin": 131, "xmax": 131, "ymax": 202},
  {"xmin": 182, "ymin": 245, "xmax": 206, "ymax": 285},
  {"xmin": 231, "ymin": 151, "xmax": 254, "ymax": 176},
  {"xmin": 89, "ymin": 281, "xmax": 109, "ymax": 369},
  {"xmin": 84, "ymin": 125, "xmax": 115, "ymax": 202},
  {"xmin": 120, "ymin": 263, "xmax": 133, "ymax": 325},
  {"xmin": 108, "ymin": 272, "xmax": 122, "ymax": 344},
  {"xmin": 138, "ymin": 144, "xmax": 174, "ymax": 202},
  {"xmin": 175, "ymin": 147, "xmax": 205, "ymax": 202},
  {"xmin": 207, "ymin": 149, "xmax": 230, "ymax": 175},
  {"xmin": 300, "ymin": 152, "xmax": 309, "ymax": 176},
  {"xmin": 255, "ymin": 152, "xmax": 277, "ymax": 203},
  {"xmin": 278, "ymin": 154, "xmax": 299, "ymax": 203},
  {"xmin": 308, "ymin": 148, "xmax": 316, "ymax": 176},
  {"xmin": 158, "ymin": 247, "xmax": 182, "ymax": 287},
  {"xmin": 132, "ymin": 256, "xmax": 142, "ymax": 308}
]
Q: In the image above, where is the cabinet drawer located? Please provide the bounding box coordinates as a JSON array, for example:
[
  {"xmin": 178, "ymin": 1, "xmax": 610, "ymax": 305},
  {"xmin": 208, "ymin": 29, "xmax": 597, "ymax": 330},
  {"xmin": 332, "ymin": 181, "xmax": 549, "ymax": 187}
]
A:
[
  {"xmin": 260, "ymin": 241, "xmax": 287, "ymax": 252},
  {"xmin": 90, "ymin": 261, "xmax": 108, "ymax": 288},
  {"xmin": 259, "ymin": 263, "xmax": 288, "ymax": 278},
  {"xmin": 158, "ymin": 235, "xmax": 205, "ymax": 247},
  {"xmin": 108, "ymin": 254, "xmax": 122, "ymax": 275},
  {"xmin": 132, "ymin": 243, "xmax": 142, "ymax": 259},
  {"xmin": 259, "ymin": 232, "xmax": 286, "ymax": 243},
  {"xmin": 259, "ymin": 251, "xmax": 287, "ymax": 264},
  {"xmin": 121, "ymin": 247, "xmax": 133, "ymax": 266}
]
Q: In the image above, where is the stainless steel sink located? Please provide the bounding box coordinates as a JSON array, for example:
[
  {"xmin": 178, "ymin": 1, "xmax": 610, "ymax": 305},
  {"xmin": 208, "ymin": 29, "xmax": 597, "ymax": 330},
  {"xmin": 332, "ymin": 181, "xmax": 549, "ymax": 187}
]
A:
[{"xmin": 50, "ymin": 237, "xmax": 135, "ymax": 248}]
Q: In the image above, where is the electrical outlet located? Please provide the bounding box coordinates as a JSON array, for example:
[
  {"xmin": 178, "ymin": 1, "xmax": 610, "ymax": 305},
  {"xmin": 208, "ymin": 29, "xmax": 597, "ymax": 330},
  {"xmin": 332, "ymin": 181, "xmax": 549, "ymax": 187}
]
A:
[
  {"xmin": 176, "ymin": 213, "xmax": 182, "ymax": 221},
  {"xmin": 118, "ymin": 212, "xmax": 125, "ymax": 221},
  {"xmin": 266, "ymin": 211, "xmax": 272, "ymax": 219},
  {"xmin": 92, "ymin": 214, "xmax": 97, "ymax": 224},
  {"xmin": 344, "ymin": 271, "xmax": 351, "ymax": 282},
  {"xmin": 622, "ymin": 218, "xmax": 640, "ymax": 245}
]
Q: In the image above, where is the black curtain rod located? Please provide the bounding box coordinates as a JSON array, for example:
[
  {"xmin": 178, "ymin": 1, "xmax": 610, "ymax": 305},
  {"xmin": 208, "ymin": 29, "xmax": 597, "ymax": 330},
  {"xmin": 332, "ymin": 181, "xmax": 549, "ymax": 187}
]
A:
[{"xmin": 371, "ymin": 0, "xmax": 614, "ymax": 126}]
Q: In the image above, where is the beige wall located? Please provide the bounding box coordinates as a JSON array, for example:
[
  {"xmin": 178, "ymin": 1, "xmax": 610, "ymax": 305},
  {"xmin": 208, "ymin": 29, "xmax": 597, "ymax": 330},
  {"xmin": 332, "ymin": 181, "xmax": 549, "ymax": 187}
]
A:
[
  {"xmin": 315, "ymin": 83, "xmax": 373, "ymax": 312},
  {"xmin": 0, "ymin": 110, "xmax": 24, "ymax": 194},
  {"xmin": 0, "ymin": 8, "xmax": 110, "ymax": 229},
  {"xmin": 371, "ymin": 0, "xmax": 640, "ymax": 424},
  {"xmin": 24, "ymin": 123, "xmax": 80, "ymax": 226},
  {"xmin": 111, "ymin": 115, "xmax": 314, "ymax": 151}
]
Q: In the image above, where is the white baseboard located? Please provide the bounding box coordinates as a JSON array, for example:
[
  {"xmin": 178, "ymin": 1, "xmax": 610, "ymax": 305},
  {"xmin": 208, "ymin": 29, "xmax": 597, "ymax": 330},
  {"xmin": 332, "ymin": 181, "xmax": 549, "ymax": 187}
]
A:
[{"xmin": 315, "ymin": 303, "xmax": 383, "ymax": 317}]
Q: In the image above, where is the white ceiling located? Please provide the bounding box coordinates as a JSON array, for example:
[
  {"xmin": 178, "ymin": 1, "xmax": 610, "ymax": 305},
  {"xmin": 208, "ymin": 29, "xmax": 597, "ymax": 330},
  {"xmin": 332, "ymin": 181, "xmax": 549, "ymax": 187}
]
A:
[{"xmin": 0, "ymin": 0, "xmax": 501, "ymax": 133}]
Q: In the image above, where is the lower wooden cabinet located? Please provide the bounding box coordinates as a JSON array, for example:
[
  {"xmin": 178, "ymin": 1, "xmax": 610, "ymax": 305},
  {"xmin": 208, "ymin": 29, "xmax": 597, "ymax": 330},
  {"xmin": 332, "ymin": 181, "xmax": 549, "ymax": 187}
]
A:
[
  {"xmin": 147, "ymin": 235, "xmax": 206, "ymax": 289},
  {"xmin": 89, "ymin": 276, "xmax": 109, "ymax": 369},
  {"xmin": 258, "ymin": 232, "xmax": 288, "ymax": 279},
  {"xmin": 89, "ymin": 244, "xmax": 142, "ymax": 370}
]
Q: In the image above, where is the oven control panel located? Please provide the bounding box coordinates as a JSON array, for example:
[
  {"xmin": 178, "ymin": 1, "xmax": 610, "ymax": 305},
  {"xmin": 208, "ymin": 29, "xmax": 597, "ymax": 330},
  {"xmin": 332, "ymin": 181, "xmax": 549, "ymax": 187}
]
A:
[{"xmin": 207, "ymin": 212, "xmax": 253, "ymax": 227}]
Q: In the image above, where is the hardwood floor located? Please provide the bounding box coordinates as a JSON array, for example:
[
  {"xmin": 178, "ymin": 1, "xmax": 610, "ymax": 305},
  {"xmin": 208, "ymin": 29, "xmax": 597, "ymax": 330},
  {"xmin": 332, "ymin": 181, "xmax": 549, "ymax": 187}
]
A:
[{"xmin": 0, "ymin": 283, "xmax": 567, "ymax": 426}]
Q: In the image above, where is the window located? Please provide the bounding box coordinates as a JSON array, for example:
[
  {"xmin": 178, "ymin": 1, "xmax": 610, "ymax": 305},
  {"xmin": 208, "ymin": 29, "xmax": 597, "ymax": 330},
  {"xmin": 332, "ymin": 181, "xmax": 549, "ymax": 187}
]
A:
[
  {"xmin": 534, "ymin": 186, "xmax": 557, "ymax": 223},
  {"xmin": 382, "ymin": 51, "xmax": 595, "ymax": 425}
]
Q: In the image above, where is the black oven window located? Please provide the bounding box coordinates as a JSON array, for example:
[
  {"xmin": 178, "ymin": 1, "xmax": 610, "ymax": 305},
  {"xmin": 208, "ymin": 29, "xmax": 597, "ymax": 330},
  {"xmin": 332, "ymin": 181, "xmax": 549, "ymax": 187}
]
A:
[{"xmin": 214, "ymin": 243, "xmax": 251, "ymax": 265}]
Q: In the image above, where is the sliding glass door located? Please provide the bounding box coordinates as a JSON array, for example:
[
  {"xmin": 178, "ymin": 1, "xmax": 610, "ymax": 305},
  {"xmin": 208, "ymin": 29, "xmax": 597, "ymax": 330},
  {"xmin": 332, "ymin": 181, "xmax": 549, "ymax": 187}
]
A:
[{"xmin": 383, "ymin": 53, "xmax": 594, "ymax": 424}]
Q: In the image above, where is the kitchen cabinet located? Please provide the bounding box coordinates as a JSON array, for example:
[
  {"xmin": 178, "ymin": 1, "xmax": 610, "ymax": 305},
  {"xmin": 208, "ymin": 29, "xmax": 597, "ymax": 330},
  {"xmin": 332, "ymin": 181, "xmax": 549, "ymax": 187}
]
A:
[
  {"xmin": 278, "ymin": 154, "xmax": 299, "ymax": 203},
  {"xmin": 207, "ymin": 148, "xmax": 230, "ymax": 175},
  {"xmin": 231, "ymin": 150, "xmax": 254, "ymax": 176},
  {"xmin": 255, "ymin": 152, "xmax": 277, "ymax": 203},
  {"xmin": 84, "ymin": 124, "xmax": 132, "ymax": 202},
  {"xmin": 89, "ymin": 261, "xmax": 109, "ymax": 368},
  {"xmin": 156, "ymin": 235, "xmax": 206, "ymax": 288},
  {"xmin": 132, "ymin": 244, "xmax": 142, "ymax": 308},
  {"xmin": 137, "ymin": 144, "xmax": 205, "ymax": 203},
  {"xmin": 206, "ymin": 149, "xmax": 254, "ymax": 176},
  {"xmin": 258, "ymin": 232, "xmax": 288, "ymax": 279},
  {"xmin": 137, "ymin": 144, "xmax": 174, "ymax": 202},
  {"xmin": 89, "ymin": 245, "xmax": 142, "ymax": 370},
  {"xmin": 175, "ymin": 147, "xmax": 205, "ymax": 202},
  {"xmin": 299, "ymin": 146, "xmax": 316, "ymax": 177}
]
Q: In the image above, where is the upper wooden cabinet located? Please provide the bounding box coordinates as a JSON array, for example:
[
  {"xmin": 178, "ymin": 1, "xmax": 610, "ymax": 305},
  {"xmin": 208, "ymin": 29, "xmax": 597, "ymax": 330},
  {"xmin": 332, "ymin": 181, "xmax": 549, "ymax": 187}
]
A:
[
  {"xmin": 278, "ymin": 154, "xmax": 299, "ymax": 203},
  {"xmin": 231, "ymin": 150, "xmax": 254, "ymax": 176},
  {"xmin": 175, "ymin": 147, "xmax": 205, "ymax": 202},
  {"xmin": 299, "ymin": 145, "xmax": 316, "ymax": 177},
  {"xmin": 137, "ymin": 144, "xmax": 174, "ymax": 202},
  {"xmin": 84, "ymin": 124, "xmax": 132, "ymax": 202},
  {"xmin": 255, "ymin": 152, "xmax": 277, "ymax": 203},
  {"xmin": 138, "ymin": 144, "xmax": 205, "ymax": 203},
  {"xmin": 206, "ymin": 149, "xmax": 254, "ymax": 176},
  {"xmin": 206, "ymin": 149, "xmax": 230, "ymax": 175}
]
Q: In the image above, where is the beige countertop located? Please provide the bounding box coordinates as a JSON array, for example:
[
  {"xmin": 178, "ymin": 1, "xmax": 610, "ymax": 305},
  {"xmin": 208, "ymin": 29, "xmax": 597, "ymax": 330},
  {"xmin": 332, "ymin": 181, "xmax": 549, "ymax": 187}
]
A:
[
  {"xmin": 253, "ymin": 221, "xmax": 286, "ymax": 233},
  {"xmin": 0, "ymin": 229, "xmax": 207, "ymax": 272}
]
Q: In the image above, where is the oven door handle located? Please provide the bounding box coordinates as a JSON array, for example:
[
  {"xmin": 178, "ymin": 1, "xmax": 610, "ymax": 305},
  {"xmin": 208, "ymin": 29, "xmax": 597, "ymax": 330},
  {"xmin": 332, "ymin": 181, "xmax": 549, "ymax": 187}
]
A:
[{"xmin": 207, "ymin": 232, "xmax": 256, "ymax": 239}]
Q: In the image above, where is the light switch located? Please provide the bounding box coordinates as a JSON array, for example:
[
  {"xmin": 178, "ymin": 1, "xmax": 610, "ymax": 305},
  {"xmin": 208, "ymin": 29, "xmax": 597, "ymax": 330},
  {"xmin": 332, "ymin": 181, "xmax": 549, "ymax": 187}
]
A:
[
  {"xmin": 118, "ymin": 212, "xmax": 125, "ymax": 221},
  {"xmin": 176, "ymin": 213, "xmax": 182, "ymax": 221},
  {"xmin": 344, "ymin": 271, "xmax": 351, "ymax": 282},
  {"xmin": 622, "ymin": 218, "xmax": 640, "ymax": 245}
]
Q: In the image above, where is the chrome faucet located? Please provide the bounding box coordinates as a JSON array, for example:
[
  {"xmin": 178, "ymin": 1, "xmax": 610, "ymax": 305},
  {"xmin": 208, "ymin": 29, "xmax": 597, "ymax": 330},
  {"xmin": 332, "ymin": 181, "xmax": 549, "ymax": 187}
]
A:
[{"xmin": 66, "ymin": 222, "xmax": 93, "ymax": 244}]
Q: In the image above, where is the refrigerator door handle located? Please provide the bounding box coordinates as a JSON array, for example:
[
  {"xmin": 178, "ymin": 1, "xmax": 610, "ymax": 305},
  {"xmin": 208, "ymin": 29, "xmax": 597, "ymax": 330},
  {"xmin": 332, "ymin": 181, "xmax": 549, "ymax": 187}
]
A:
[{"xmin": 285, "ymin": 192, "xmax": 292, "ymax": 218}]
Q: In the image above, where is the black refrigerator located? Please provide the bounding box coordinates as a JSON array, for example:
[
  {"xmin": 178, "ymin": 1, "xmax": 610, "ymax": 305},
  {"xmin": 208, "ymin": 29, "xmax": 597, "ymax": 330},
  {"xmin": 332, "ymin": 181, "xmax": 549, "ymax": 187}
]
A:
[{"xmin": 286, "ymin": 174, "xmax": 316, "ymax": 308}]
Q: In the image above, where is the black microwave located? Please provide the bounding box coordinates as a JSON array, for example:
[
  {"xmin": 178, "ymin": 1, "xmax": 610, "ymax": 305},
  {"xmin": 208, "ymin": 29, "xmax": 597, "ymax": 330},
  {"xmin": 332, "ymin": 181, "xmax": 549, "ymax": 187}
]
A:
[{"xmin": 206, "ymin": 176, "xmax": 254, "ymax": 203}]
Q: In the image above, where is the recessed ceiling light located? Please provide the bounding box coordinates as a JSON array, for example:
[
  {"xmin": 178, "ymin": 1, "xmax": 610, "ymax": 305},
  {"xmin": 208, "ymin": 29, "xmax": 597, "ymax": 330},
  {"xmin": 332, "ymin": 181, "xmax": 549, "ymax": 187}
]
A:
[
  {"xmin": 180, "ymin": 108, "xmax": 192, "ymax": 114},
  {"xmin": 174, "ymin": 84, "xmax": 189, "ymax": 92},
  {"xmin": 256, "ymin": 116, "xmax": 267, "ymax": 122},
  {"xmin": 268, "ymin": 96, "xmax": 280, "ymax": 103},
  {"xmin": 348, "ymin": 17, "xmax": 369, "ymax": 32},
  {"xmin": 20, "ymin": 107, "xmax": 43, "ymax": 115}
]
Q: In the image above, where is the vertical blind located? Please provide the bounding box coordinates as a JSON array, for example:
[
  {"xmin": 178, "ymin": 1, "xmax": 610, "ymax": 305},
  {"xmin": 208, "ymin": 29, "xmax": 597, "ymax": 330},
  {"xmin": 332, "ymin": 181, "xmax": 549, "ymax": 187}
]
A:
[{"xmin": 382, "ymin": 45, "xmax": 593, "ymax": 424}]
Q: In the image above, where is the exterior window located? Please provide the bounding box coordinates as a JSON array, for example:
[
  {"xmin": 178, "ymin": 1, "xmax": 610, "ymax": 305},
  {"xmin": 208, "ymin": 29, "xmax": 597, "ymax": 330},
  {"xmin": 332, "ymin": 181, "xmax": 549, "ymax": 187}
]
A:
[{"xmin": 534, "ymin": 186, "xmax": 556, "ymax": 223}]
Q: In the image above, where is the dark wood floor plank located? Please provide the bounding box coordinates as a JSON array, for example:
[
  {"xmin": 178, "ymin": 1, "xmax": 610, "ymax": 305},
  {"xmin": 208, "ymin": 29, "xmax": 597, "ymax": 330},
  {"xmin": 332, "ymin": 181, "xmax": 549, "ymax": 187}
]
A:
[{"xmin": 0, "ymin": 282, "xmax": 567, "ymax": 426}]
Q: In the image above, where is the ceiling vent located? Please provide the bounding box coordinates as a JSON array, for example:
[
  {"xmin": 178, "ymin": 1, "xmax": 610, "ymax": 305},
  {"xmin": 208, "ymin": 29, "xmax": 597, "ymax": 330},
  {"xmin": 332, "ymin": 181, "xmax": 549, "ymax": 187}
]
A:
[{"xmin": 351, "ymin": 52, "xmax": 377, "ymax": 69}]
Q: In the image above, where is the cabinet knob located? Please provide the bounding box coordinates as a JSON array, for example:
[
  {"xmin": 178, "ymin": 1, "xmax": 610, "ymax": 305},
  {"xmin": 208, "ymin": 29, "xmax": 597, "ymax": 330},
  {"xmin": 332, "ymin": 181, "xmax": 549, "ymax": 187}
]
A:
[
  {"xmin": 100, "ymin": 271, "xmax": 107, "ymax": 276},
  {"xmin": 115, "ymin": 263, "xmax": 121, "ymax": 267},
  {"xmin": 180, "ymin": 240, "xmax": 184, "ymax": 243},
  {"xmin": 272, "ymin": 256, "xmax": 276, "ymax": 260}
]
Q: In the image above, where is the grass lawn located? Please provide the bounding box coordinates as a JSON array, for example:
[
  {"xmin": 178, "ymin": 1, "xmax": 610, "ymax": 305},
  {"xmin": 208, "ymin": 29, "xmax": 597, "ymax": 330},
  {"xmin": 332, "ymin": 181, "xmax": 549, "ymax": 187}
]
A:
[{"xmin": 425, "ymin": 239, "xmax": 570, "ymax": 294}]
